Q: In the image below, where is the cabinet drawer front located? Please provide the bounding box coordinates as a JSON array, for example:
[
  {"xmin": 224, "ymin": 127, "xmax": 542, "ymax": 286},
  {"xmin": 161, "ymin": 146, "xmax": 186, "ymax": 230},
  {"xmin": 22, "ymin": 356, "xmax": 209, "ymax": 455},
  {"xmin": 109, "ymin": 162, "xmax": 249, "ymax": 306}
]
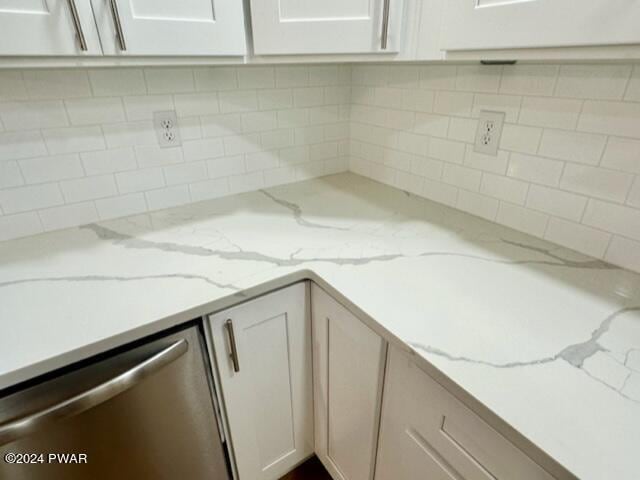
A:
[{"xmin": 376, "ymin": 347, "xmax": 556, "ymax": 480}]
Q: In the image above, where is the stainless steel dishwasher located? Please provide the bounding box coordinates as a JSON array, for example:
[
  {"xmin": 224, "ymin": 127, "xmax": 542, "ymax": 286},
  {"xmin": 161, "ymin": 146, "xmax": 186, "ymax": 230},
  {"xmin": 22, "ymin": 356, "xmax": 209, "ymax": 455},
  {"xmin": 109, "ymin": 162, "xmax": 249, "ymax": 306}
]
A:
[{"xmin": 0, "ymin": 325, "xmax": 231, "ymax": 480}]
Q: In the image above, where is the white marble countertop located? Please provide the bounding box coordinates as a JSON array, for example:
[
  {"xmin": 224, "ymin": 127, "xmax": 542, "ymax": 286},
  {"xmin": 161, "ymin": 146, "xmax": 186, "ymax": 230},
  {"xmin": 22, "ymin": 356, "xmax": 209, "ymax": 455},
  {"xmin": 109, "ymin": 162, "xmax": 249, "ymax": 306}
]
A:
[{"xmin": 1, "ymin": 173, "xmax": 639, "ymax": 479}]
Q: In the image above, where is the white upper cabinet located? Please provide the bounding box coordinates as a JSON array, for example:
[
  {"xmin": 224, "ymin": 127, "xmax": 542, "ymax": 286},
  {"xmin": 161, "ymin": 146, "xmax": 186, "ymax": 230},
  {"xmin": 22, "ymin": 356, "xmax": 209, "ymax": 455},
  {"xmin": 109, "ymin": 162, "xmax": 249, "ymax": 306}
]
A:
[
  {"xmin": 208, "ymin": 283, "xmax": 313, "ymax": 480},
  {"xmin": 250, "ymin": 0, "xmax": 405, "ymax": 55},
  {"xmin": 0, "ymin": 0, "xmax": 101, "ymax": 55},
  {"xmin": 90, "ymin": 0, "xmax": 246, "ymax": 56},
  {"xmin": 442, "ymin": 0, "xmax": 640, "ymax": 51}
]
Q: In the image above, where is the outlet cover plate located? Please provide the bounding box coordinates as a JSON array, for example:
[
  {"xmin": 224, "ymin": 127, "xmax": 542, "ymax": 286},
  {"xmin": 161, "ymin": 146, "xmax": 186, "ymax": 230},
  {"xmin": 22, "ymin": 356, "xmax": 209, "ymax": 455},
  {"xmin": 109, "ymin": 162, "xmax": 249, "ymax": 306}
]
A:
[
  {"xmin": 474, "ymin": 110, "xmax": 505, "ymax": 156},
  {"xmin": 153, "ymin": 110, "xmax": 182, "ymax": 148}
]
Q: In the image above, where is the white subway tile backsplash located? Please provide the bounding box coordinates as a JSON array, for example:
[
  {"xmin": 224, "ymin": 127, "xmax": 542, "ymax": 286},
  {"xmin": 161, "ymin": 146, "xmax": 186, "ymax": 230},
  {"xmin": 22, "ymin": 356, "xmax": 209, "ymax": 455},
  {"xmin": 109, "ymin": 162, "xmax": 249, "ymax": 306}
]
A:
[
  {"xmin": 0, "ymin": 183, "xmax": 64, "ymax": 214},
  {"xmin": 0, "ymin": 160, "xmax": 23, "ymax": 189},
  {"xmin": 19, "ymin": 154, "xmax": 84, "ymax": 184},
  {"xmin": 402, "ymin": 89, "xmax": 434, "ymax": 112},
  {"xmin": 207, "ymin": 155, "xmax": 245, "ymax": 178},
  {"xmin": 434, "ymin": 91, "xmax": 473, "ymax": 117},
  {"xmin": 95, "ymin": 193, "xmax": 148, "ymax": 220},
  {"xmin": 0, "ymin": 131, "xmax": 46, "ymax": 160},
  {"xmin": 182, "ymin": 138, "xmax": 225, "ymax": 162},
  {"xmin": 228, "ymin": 171, "xmax": 264, "ymax": 194},
  {"xmin": 422, "ymin": 178, "xmax": 458, "ymax": 207},
  {"xmin": 0, "ymin": 212, "xmax": 42, "ymax": 241},
  {"xmin": 496, "ymin": 202, "xmax": 549, "ymax": 237},
  {"xmin": 102, "ymin": 121, "xmax": 156, "ymax": 148},
  {"xmin": 201, "ymin": 113, "xmax": 243, "ymax": 138},
  {"xmin": 238, "ymin": 67, "xmax": 275, "ymax": 89},
  {"xmin": 60, "ymin": 175, "xmax": 118, "ymax": 203},
  {"xmin": 88, "ymin": 69, "xmax": 146, "ymax": 97},
  {"xmin": 627, "ymin": 177, "xmax": 640, "ymax": 208},
  {"xmin": 42, "ymin": 126, "xmax": 105, "ymax": 154},
  {"xmin": 519, "ymin": 96, "xmax": 582, "ymax": 129},
  {"xmin": 81, "ymin": 148, "xmax": 137, "ymax": 176},
  {"xmin": 174, "ymin": 93, "xmax": 220, "ymax": 117},
  {"xmin": 163, "ymin": 161, "xmax": 208, "ymax": 186},
  {"xmin": 194, "ymin": 67, "xmax": 238, "ymax": 92},
  {"xmin": 578, "ymin": 100, "xmax": 640, "ymax": 138},
  {"xmin": 601, "ymin": 137, "xmax": 640, "ymax": 174},
  {"xmin": 500, "ymin": 124, "xmax": 542, "ymax": 154},
  {"xmin": 471, "ymin": 94, "xmax": 521, "ymax": 123},
  {"xmin": 560, "ymin": 164, "xmax": 634, "ymax": 203},
  {"xmin": 555, "ymin": 65, "xmax": 632, "ymax": 100},
  {"xmin": 583, "ymin": 199, "xmax": 640, "ymax": 241},
  {"xmin": 218, "ymin": 90, "xmax": 258, "ymax": 113},
  {"xmin": 414, "ymin": 113, "xmax": 448, "ymax": 137},
  {"xmin": 0, "ymin": 100, "xmax": 68, "ymax": 131},
  {"xmin": 419, "ymin": 65, "xmax": 457, "ymax": 90},
  {"xmin": 457, "ymin": 190, "xmax": 499, "ymax": 221},
  {"xmin": 39, "ymin": 202, "xmax": 98, "ymax": 231},
  {"xmin": 23, "ymin": 70, "xmax": 91, "ymax": 99},
  {"xmin": 116, "ymin": 168, "xmax": 165, "ymax": 194},
  {"xmin": 544, "ymin": 217, "xmax": 611, "ymax": 258},
  {"xmin": 258, "ymin": 89, "xmax": 294, "ymax": 111},
  {"xmin": 605, "ymin": 236, "xmax": 640, "ymax": 272},
  {"xmin": 189, "ymin": 178, "xmax": 229, "ymax": 202},
  {"xmin": 293, "ymin": 88, "xmax": 324, "ymax": 107},
  {"xmin": 144, "ymin": 68, "xmax": 195, "ymax": 94},
  {"xmin": 500, "ymin": 65, "xmax": 559, "ymax": 96},
  {"xmin": 507, "ymin": 153, "xmax": 564, "ymax": 187},
  {"xmin": 123, "ymin": 95, "xmax": 174, "ymax": 121},
  {"xmin": 526, "ymin": 185, "xmax": 587, "ymax": 221},
  {"xmin": 428, "ymin": 137, "xmax": 465, "ymax": 164},
  {"xmin": 464, "ymin": 147, "xmax": 509, "ymax": 174},
  {"xmin": 145, "ymin": 185, "xmax": 191, "ymax": 210},
  {"xmin": 64, "ymin": 97, "xmax": 125, "ymax": 125},
  {"xmin": 455, "ymin": 65, "xmax": 501, "ymax": 93},
  {"xmin": 0, "ymin": 71, "xmax": 27, "ymax": 101},
  {"xmin": 442, "ymin": 163, "xmax": 482, "ymax": 191},
  {"xmin": 538, "ymin": 129, "xmax": 606, "ymax": 165},
  {"xmin": 480, "ymin": 173, "xmax": 529, "ymax": 204},
  {"xmin": 625, "ymin": 66, "xmax": 640, "ymax": 102},
  {"xmin": 447, "ymin": 117, "xmax": 477, "ymax": 143}
]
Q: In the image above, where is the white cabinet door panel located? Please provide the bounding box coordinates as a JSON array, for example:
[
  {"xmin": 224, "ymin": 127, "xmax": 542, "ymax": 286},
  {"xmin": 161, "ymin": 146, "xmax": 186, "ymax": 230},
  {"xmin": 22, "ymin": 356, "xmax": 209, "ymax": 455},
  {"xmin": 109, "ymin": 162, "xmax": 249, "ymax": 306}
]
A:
[
  {"xmin": 375, "ymin": 346, "xmax": 556, "ymax": 480},
  {"xmin": 0, "ymin": 0, "xmax": 101, "ymax": 55},
  {"xmin": 91, "ymin": 0, "xmax": 246, "ymax": 56},
  {"xmin": 443, "ymin": 0, "xmax": 640, "ymax": 51},
  {"xmin": 208, "ymin": 283, "xmax": 313, "ymax": 480},
  {"xmin": 250, "ymin": 0, "xmax": 405, "ymax": 55},
  {"xmin": 312, "ymin": 284, "xmax": 387, "ymax": 480}
]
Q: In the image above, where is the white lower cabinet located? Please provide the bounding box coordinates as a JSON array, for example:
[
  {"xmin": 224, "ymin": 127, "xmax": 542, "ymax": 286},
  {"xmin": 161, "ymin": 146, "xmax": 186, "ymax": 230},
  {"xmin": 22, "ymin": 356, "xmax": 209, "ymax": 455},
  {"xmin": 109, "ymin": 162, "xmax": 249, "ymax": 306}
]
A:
[
  {"xmin": 208, "ymin": 282, "xmax": 313, "ymax": 480},
  {"xmin": 375, "ymin": 345, "xmax": 556, "ymax": 480},
  {"xmin": 311, "ymin": 284, "xmax": 387, "ymax": 480}
]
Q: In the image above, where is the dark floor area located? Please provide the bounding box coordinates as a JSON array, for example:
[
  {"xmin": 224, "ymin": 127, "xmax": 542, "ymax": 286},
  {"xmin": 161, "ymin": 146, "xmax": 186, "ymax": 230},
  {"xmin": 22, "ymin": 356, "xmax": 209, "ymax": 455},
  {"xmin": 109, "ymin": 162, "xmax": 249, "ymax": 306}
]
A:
[{"xmin": 279, "ymin": 456, "xmax": 332, "ymax": 480}]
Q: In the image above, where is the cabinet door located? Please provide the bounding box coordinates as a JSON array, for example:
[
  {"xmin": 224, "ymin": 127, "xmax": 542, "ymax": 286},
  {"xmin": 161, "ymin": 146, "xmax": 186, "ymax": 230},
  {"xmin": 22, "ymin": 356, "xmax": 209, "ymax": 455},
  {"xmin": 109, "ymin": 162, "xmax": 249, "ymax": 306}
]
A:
[
  {"xmin": 0, "ymin": 0, "xmax": 101, "ymax": 55},
  {"xmin": 442, "ymin": 0, "xmax": 640, "ymax": 51},
  {"xmin": 311, "ymin": 284, "xmax": 387, "ymax": 480},
  {"xmin": 375, "ymin": 346, "xmax": 556, "ymax": 480},
  {"xmin": 250, "ymin": 0, "xmax": 405, "ymax": 55},
  {"xmin": 208, "ymin": 283, "xmax": 313, "ymax": 480},
  {"xmin": 90, "ymin": 0, "xmax": 246, "ymax": 56}
]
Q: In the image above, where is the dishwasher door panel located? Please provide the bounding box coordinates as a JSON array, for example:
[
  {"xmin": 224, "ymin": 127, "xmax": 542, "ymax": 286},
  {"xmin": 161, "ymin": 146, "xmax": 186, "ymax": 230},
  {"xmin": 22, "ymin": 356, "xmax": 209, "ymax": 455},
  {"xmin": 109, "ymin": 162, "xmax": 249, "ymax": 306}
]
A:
[{"xmin": 0, "ymin": 326, "xmax": 229, "ymax": 480}]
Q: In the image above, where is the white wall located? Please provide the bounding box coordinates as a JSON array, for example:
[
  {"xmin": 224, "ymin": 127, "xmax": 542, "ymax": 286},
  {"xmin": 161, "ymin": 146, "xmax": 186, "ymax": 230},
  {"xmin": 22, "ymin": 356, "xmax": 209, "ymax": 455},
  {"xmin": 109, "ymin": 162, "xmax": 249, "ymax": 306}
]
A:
[
  {"xmin": 0, "ymin": 65, "xmax": 351, "ymax": 240},
  {"xmin": 350, "ymin": 63, "xmax": 640, "ymax": 272}
]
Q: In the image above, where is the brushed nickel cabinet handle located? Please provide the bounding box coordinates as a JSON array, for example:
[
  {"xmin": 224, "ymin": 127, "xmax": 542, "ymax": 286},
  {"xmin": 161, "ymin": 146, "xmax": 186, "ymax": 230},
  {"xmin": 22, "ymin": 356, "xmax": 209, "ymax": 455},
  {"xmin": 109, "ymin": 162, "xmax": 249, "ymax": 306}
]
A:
[
  {"xmin": 67, "ymin": 0, "xmax": 88, "ymax": 51},
  {"xmin": 225, "ymin": 319, "xmax": 240, "ymax": 373},
  {"xmin": 381, "ymin": 0, "xmax": 391, "ymax": 50},
  {"xmin": 109, "ymin": 0, "xmax": 127, "ymax": 51},
  {"xmin": 0, "ymin": 340, "xmax": 187, "ymax": 446}
]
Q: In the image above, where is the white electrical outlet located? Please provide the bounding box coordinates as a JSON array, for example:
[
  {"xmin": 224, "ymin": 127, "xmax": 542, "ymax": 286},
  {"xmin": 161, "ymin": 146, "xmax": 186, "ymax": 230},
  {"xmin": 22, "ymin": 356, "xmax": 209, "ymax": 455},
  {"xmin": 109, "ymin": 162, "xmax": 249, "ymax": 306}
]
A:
[
  {"xmin": 474, "ymin": 110, "xmax": 505, "ymax": 156},
  {"xmin": 153, "ymin": 110, "xmax": 182, "ymax": 148}
]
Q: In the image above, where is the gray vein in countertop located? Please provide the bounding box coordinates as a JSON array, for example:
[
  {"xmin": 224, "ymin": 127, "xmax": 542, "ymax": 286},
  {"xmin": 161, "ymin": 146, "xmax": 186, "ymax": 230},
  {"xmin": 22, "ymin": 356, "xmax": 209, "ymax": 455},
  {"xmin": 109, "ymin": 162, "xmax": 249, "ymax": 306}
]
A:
[
  {"xmin": 410, "ymin": 306, "xmax": 640, "ymax": 403},
  {"xmin": 81, "ymin": 224, "xmax": 614, "ymax": 271},
  {"xmin": 260, "ymin": 190, "xmax": 351, "ymax": 231},
  {"xmin": 500, "ymin": 239, "xmax": 616, "ymax": 270},
  {"xmin": 0, "ymin": 273, "xmax": 242, "ymax": 291}
]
